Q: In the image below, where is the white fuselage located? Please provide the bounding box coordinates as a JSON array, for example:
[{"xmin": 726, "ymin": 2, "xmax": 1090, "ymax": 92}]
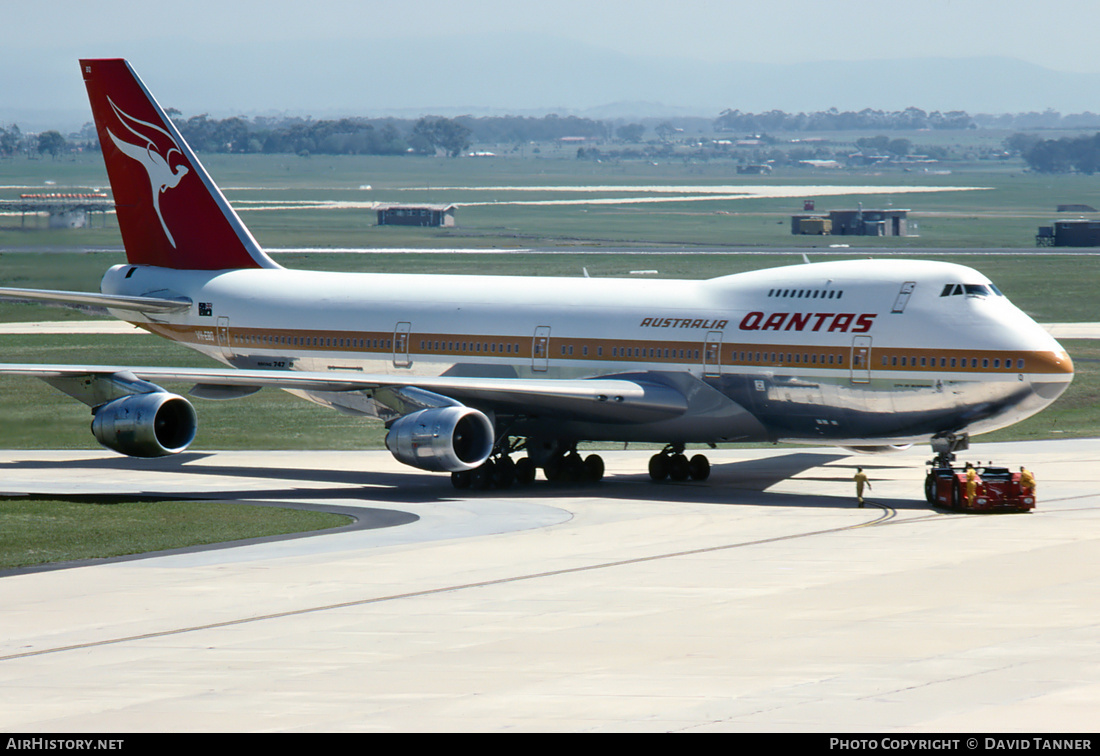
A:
[{"xmin": 103, "ymin": 258, "xmax": 1073, "ymax": 447}]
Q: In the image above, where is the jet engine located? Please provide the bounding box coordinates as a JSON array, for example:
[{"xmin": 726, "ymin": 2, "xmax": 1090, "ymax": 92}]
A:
[
  {"xmin": 91, "ymin": 392, "xmax": 198, "ymax": 457},
  {"xmin": 385, "ymin": 406, "xmax": 494, "ymax": 472}
]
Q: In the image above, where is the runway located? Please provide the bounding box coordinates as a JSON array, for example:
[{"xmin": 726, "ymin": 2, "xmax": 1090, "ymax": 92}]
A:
[{"xmin": 0, "ymin": 441, "xmax": 1097, "ymax": 732}]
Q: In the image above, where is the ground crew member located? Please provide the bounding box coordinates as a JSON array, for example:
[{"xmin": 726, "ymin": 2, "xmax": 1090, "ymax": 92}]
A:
[
  {"xmin": 854, "ymin": 467, "xmax": 871, "ymax": 508},
  {"xmin": 1020, "ymin": 466, "xmax": 1036, "ymax": 494},
  {"xmin": 966, "ymin": 464, "xmax": 981, "ymax": 508}
]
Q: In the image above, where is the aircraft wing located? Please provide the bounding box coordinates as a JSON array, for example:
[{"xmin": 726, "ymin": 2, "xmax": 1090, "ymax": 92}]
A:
[
  {"xmin": 0, "ymin": 364, "xmax": 689, "ymax": 425},
  {"xmin": 0, "ymin": 287, "xmax": 192, "ymax": 314}
]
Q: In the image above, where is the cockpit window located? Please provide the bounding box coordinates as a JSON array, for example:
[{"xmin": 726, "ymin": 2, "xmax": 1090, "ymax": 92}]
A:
[{"xmin": 940, "ymin": 283, "xmax": 1003, "ymax": 297}]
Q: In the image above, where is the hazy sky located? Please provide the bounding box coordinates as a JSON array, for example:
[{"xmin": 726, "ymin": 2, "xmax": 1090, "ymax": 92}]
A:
[
  {"xmin": 9, "ymin": 0, "xmax": 1100, "ymax": 70},
  {"xmin": 5, "ymin": 0, "xmax": 1100, "ymax": 122}
]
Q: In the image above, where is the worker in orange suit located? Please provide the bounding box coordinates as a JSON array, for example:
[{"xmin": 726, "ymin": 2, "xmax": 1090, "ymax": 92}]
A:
[
  {"xmin": 854, "ymin": 467, "xmax": 871, "ymax": 508},
  {"xmin": 1020, "ymin": 466, "xmax": 1036, "ymax": 495},
  {"xmin": 966, "ymin": 464, "xmax": 981, "ymax": 508}
]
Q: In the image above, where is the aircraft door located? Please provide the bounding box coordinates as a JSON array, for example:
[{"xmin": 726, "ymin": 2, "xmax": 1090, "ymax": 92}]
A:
[
  {"xmin": 892, "ymin": 281, "xmax": 916, "ymax": 313},
  {"xmin": 216, "ymin": 316, "xmax": 233, "ymax": 360},
  {"xmin": 850, "ymin": 335, "xmax": 872, "ymax": 383},
  {"xmin": 532, "ymin": 326, "xmax": 551, "ymax": 372},
  {"xmin": 703, "ymin": 331, "xmax": 723, "ymax": 377},
  {"xmin": 393, "ymin": 321, "xmax": 412, "ymax": 368}
]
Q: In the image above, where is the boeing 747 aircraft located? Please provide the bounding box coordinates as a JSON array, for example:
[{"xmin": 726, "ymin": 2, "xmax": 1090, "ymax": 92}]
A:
[{"xmin": 0, "ymin": 59, "xmax": 1075, "ymax": 493}]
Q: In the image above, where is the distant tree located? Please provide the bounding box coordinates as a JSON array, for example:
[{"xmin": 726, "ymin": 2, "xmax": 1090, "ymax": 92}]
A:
[
  {"xmin": 36, "ymin": 130, "xmax": 67, "ymax": 158},
  {"xmin": 616, "ymin": 123, "xmax": 645, "ymax": 143},
  {"xmin": 411, "ymin": 117, "xmax": 471, "ymax": 157},
  {"xmin": 1004, "ymin": 132, "xmax": 1041, "ymax": 156},
  {"xmin": 887, "ymin": 138, "xmax": 912, "ymax": 157},
  {"xmin": 0, "ymin": 124, "xmax": 19, "ymax": 156},
  {"xmin": 1022, "ymin": 133, "xmax": 1100, "ymax": 174},
  {"xmin": 855, "ymin": 135, "xmax": 890, "ymax": 154}
]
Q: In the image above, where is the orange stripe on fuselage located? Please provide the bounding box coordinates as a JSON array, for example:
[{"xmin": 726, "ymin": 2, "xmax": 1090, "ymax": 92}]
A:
[{"xmin": 134, "ymin": 322, "xmax": 1075, "ymax": 376}]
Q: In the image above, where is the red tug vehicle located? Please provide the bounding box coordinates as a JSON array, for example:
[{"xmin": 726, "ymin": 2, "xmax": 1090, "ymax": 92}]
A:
[{"xmin": 924, "ymin": 435, "xmax": 1036, "ymax": 513}]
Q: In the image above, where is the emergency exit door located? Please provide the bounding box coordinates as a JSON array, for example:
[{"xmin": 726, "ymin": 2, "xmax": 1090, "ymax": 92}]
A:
[
  {"xmin": 892, "ymin": 282, "xmax": 916, "ymax": 313},
  {"xmin": 532, "ymin": 326, "xmax": 551, "ymax": 372},
  {"xmin": 216, "ymin": 316, "xmax": 232, "ymax": 360},
  {"xmin": 393, "ymin": 321, "xmax": 412, "ymax": 368},
  {"xmin": 703, "ymin": 331, "xmax": 723, "ymax": 377},
  {"xmin": 850, "ymin": 335, "xmax": 872, "ymax": 383}
]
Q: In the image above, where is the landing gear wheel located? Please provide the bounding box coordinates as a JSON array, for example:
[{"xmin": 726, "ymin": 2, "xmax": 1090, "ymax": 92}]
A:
[
  {"xmin": 515, "ymin": 457, "xmax": 536, "ymax": 486},
  {"xmin": 669, "ymin": 453, "xmax": 691, "ymax": 481},
  {"xmin": 451, "ymin": 470, "xmax": 471, "ymax": 489},
  {"xmin": 925, "ymin": 473, "xmax": 936, "ymax": 504},
  {"xmin": 470, "ymin": 460, "xmax": 494, "ymax": 490},
  {"xmin": 583, "ymin": 454, "xmax": 605, "ymax": 483},
  {"xmin": 648, "ymin": 453, "xmax": 669, "ymax": 482},
  {"xmin": 543, "ymin": 454, "xmax": 563, "ymax": 482},
  {"xmin": 688, "ymin": 454, "xmax": 711, "ymax": 481},
  {"xmin": 563, "ymin": 453, "xmax": 587, "ymax": 482},
  {"xmin": 492, "ymin": 456, "xmax": 516, "ymax": 489}
]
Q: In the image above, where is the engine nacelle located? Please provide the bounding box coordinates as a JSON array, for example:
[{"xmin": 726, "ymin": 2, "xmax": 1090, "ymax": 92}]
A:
[
  {"xmin": 840, "ymin": 444, "xmax": 913, "ymax": 454},
  {"xmin": 91, "ymin": 392, "xmax": 197, "ymax": 457},
  {"xmin": 385, "ymin": 406, "xmax": 494, "ymax": 472}
]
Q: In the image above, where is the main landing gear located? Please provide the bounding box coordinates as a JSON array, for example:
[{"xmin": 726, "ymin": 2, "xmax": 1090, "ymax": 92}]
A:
[
  {"xmin": 449, "ymin": 438, "xmax": 714, "ymax": 490},
  {"xmin": 647, "ymin": 444, "xmax": 711, "ymax": 482},
  {"xmin": 450, "ymin": 439, "xmax": 605, "ymax": 490},
  {"xmin": 450, "ymin": 451, "xmax": 604, "ymax": 490}
]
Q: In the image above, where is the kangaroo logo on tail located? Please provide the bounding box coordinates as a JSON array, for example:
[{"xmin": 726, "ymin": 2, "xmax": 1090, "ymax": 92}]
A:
[
  {"xmin": 105, "ymin": 97, "xmax": 189, "ymax": 248},
  {"xmin": 82, "ymin": 58, "xmax": 276, "ymax": 270}
]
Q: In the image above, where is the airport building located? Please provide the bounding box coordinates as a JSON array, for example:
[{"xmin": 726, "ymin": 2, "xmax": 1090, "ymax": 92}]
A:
[
  {"xmin": 376, "ymin": 204, "xmax": 457, "ymax": 228},
  {"xmin": 791, "ymin": 208, "xmax": 909, "ymax": 236},
  {"xmin": 1036, "ymin": 218, "xmax": 1100, "ymax": 247}
]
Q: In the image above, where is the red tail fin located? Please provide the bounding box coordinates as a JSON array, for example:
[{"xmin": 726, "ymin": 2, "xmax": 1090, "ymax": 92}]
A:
[{"xmin": 81, "ymin": 59, "xmax": 277, "ymax": 271}]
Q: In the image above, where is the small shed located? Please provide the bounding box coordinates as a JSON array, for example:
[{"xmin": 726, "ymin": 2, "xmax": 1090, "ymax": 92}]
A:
[
  {"xmin": 1037, "ymin": 219, "xmax": 1100, "ymax": 247},
  {"xmin": 376, "ymin": 204, "xmax": 456, "ymax": 228},
  {"xmin": 827, "ymin": 208, "xmax": 909, "ymax": 236}
]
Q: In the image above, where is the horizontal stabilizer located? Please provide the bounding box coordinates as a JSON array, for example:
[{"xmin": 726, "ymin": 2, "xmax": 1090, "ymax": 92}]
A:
[{"xmin": 0, "ymin": 286, "xmax": 191, "ymax": 313}]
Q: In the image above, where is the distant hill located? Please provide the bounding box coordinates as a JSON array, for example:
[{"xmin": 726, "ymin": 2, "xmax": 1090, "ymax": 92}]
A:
[{"xmin": 2, "ymin": 34, "xmax": 1099, "ymax": 130}]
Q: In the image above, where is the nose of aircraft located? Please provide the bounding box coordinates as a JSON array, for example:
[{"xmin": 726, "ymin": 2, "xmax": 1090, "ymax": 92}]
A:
[{"xmin": 1031, "ymin": 341, "xmax": 1074, "ymax": 403}]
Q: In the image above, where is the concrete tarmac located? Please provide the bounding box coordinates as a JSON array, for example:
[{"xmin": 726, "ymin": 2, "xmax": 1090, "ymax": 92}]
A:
[{"xmin": 0, "ymin": 441, "xmax": 1097, "ymax": 732}]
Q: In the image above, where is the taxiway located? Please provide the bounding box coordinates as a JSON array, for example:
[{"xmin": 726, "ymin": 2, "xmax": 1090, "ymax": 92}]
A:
[{"xmin": 0, "ymin": 441, "xmax": 1097, "ymax": 732}]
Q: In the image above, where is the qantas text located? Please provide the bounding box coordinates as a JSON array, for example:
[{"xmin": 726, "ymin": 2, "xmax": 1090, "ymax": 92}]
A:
[{"xmin": 739, "ymin": 312, "xmax": 877, "ymax": 333}]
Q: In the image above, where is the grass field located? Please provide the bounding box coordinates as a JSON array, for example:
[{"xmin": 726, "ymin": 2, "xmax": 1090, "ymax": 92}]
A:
[
  {"xmin": 0, "ymin": 497, "xmax": 352, "ymax": 570},
  {"xmin": 5, "ymin": 149, "xmax": 1100, "ymax": 250}
]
